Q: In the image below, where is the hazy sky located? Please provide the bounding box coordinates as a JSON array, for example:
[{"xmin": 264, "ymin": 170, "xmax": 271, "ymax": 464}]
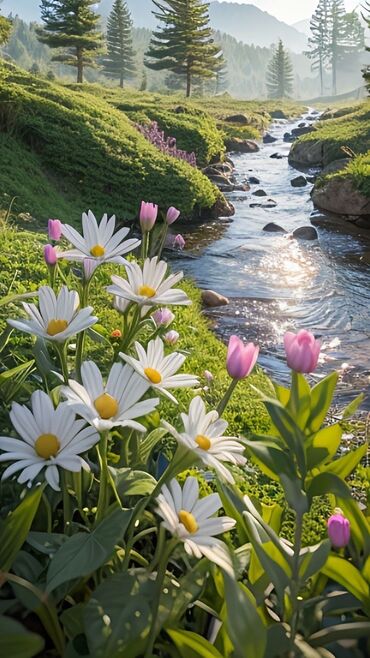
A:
[{"xmin": 220, "ymin": 1, "xmax": 360, "ymax": 24}]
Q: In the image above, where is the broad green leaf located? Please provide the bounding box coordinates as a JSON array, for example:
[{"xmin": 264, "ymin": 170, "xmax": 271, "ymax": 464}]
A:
[
  {"xmin": 167, "ymin": 629, "xmax": 224, "ymax": 658},
  {"xmin": 306, "ymin": 424, "xmax": 342, "ymax": 470},
  {"xmin": 216, "ymin": 481, "xmax": 249, "ymax": 545},
  {"xmin": 306, "ymin": 472, "xmax": 351, "ymax": 500},
  {"xmin": 288, "ymin": 371, "xmax": 311, "ymax": 430},
  {"xmin": 264, "ymin": 623, "xmax": 290, "ymax": 658},
  {"xmin": 0, "ymin": 486, "xmax": 44, "ymax": 571},
  {"xmin": 272, "ymin": 383, "xmax": 291, "ymax": 406},
  {"xmin": 263, "ymin": 399, "xmax": 307, "ymax": 477},
  {"xmin": 299, "ymin": 540, "xmax": 331, "ymax": 580},
  {"xmin": 138, "ymin": 427, "xmax": 167, "ymax": 464},
  {"xmin": 321, "ymin": 554, "xmax": 370, "ymax": 608},
  {"xmin": 166, "ymin": 560, "xmax": 208, "ymax": 625},
  {"xmin": 0, "ymin": 291, "xmax": 38, "ymax": 307},
  {"xmin": 26, "ymin": 531, "xmax": 66, "ymax": 555},
  {"xmin": 320, "ymin": 443, "xmax": 368, "ymax": 479},
  {"xmin": 307, "ymin": 372, "xmax": 338, "ymax": 434},
  {"xmin": 244, "ymin": 439, "xmax": 293, "ymax": 482},
  {"xmin": 0, "ymin": 616, "xmax": 44, "ymax": 658},
  {"xmin": 223, "ymin": 574, "xmax": 266, "ymax": 658},
  {"xmin": 309, "ymin": 621, "xmax": 370, "ymax": 647},
  {"xmin": 46, "ymin": 507, "xmax": 132, "ymax": 592},
  {"xmin": 280, "ymin": 474, "xmax": 308, "ymax": 515},
  {"xmin": 341, "ymin": 393, "xmax": 365, "ymax": 419},
  {"xmin": 60, "ymin": 603, "xmax": 86, "ymax": 641},
  {"xmin": 111, "ymin": 467, "xmax": 157, "ymax": 497}
]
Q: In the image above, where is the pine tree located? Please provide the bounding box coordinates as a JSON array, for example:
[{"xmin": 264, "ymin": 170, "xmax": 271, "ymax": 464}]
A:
[
  {"xmin": 145, "ymin": 0, "xmax": 223, "ymax": 97},
  {"xmin": 305, "ymin": 0, "xmax": 330, "ymax": 96},
  {"xmin": 266, "ymin": 40, "xmax": 294, "ymax": 99},
  {"xmin": 37, "ymin": 1, "xmax": 103, "ymax": 83},
  {"xmin": 102, "ymin": 0, "xmax": 136, "ymax": 88},
  {"xmin": 362, "ymin": 1, "xmax": 370, "ymax": 92},
  {"xmin": 0, "ymin": 0, "xmax": 12, "ymax": 45},
  {"xmin": 326, "ymin": 1, "xmax": 364, "ymax": 95}
]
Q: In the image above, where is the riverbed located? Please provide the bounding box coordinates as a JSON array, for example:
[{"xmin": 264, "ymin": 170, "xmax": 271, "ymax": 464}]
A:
[{"xmin": 172, "ymin": 110, "xmax": 370, "ymax": 408}]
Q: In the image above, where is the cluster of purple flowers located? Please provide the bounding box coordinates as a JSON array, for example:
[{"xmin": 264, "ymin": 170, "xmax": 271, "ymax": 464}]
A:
[{"xmin": 136, "ymin": 121, "xmax": 197, "ymax": 167}]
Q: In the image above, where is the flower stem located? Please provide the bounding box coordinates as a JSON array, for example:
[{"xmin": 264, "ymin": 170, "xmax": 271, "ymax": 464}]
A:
[
  {"xmin": 289, "ymin": 511, "xmax": 303, "ymax": 656},
  {"xmin": 55, "ymin": 343, "xmax": 69, "ymax": 384},
  {"xmin": 61, "ymin": 470, "xmax": 73, "ymax": 535},
  {"xmin": 75, "ymin": 280, "xmax": 90, "ymax": 382},
  {"xmin": 217, "ymin": 378, "xmax": 239, "ymax": 416},
  {"xmin": 144, "ymin": 538, "xmax": 178, "ymax": 658},
  {"xmin": 95, "ymin": 432, "xmax": 109, "ymax": 524},
  {"xmin": 157, "ymin": 224, "xmax": 168, "ymax": 260}
]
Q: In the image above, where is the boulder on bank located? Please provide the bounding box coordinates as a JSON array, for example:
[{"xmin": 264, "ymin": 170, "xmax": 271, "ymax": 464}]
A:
[
  {"xmin": 263, "ymin": 133, "xmax": 278, "ymax": 144},
  {"xmin": 291, "ymin": 175, "xmax": 307, "ymax": 187},
  {"xmin": 225, "ymin": 138, "xmax": 260, "ymax": 153},
  {"xmin": 224, "ymin": 113, "xmax": 250, "ymax": 125},
  {"xmin": 284, "ymin": 132, "xmax": 295, "ymax": 143},
  {"xmin": 321, "ymin": 158, "xmax": 350, "ymax": 175},
  {"xmin": 293, "ymin": 226, "xmax": 318, "ymax": 240},
  {"xmin": 263, "ymin": 222, "xmax": 287, "ymax": 233},
  {"xmin": 270, "ymin": 110, "xmax": 287, "ymax": 119},
  {"xmin": 311, "ymin": 176, "xmax": 370, "ymax": 217},
  {"xmin": 201, "ymin": 290, "xmax": 229, "ymax": 307},
  {"xmin": 289, "ymin": 140, "xmax": 324, "ymax": 167},
  {"xmin": 291, "ymin": 125, "xmax": 315, "ymax": 138},
  {"xmin": 248, "ymin": 176, "xmax": 260, "ymax": 185},
  {"xmin": 252, "ymin": 189, "xmax": 267, "ymax": 197},
  {"xmin": 206, "ymin": 173, "xmax": 235, "ymax": 190}
]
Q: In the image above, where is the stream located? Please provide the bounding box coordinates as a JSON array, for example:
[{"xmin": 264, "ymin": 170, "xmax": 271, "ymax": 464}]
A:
[{"xmin": 171, "ymin": 110, "xmax": 370, "ymax": 409}]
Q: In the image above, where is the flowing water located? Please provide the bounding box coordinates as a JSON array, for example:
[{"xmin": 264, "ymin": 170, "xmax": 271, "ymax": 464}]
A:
[{"xmin": 171, "ymin": 110, "xmax": 370, "ymax": 408}]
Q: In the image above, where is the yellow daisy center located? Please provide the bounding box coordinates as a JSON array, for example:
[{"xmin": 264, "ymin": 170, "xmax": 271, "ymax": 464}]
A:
[
  {"xmin": 144, "ymin": 367, "xmax": 162, "ymax": 384},
  {"xmin": 178, "ymin": 510, "xmax": 198, "ymax": 534},
  {"xmin": 195, "ymin": 434, "xmax": 212, "ymax": 451},
  {"xmin": 94, "ymin": 393, "xmax": 119, "ymax": 419},
  {"xmin": 35, "ymin": 433, "xmax": 60, "ymax": 459},
  {"xmin": 47, "ymin": 319, "xmax": 68, "ymax": 336},
  {"xmin": 90, "ymin": 244, "xmax": 105, "ymax": 257},
  {"xmin": 138, "ymin": 285, "xmax": 156, "ymax": 298}
]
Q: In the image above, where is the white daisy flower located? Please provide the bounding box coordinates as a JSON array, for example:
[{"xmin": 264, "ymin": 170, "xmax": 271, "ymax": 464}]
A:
[
  {"xmin": 8, "ymin": 286, "xmax": 97, "ymax": 343},
  {"xmin": 106, "ymin": 256, "xmax": 191, "ymax": 308},
  {"xmin": 156, "ymin": 477, "xmax": 236, "ymax": 575},
  {"xmin": 120, "ymin": 336, "xmax": 199, "ymax": 403},
  {"xmin": 162, "ymin": 396, "xmax": 246, "ymax": 484},
  {"xmin": 60, "ymin": 210, "xmax": 140, "ymax": 265},
  {"xmin": 61, "ymin": 361, "xmax": 160, "ymax": 432},
  {"xmin": 0, "ymin": 390, "xmax": 99, "ymax": 491}
]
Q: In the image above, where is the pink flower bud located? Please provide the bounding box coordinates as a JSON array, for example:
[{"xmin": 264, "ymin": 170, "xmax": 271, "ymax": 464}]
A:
[
  {"xmin": 226, "ymin": 335, "xmax": 259, "ymax": 380},
  {"xmin": 284, "ymin": 329, "xmax": 321, "ymax": 373},
  {"xmin": 204, "ymin": 370, "xmax": 213, "ymax": 383},
  {"xmin": 83, "ymin": 258, "xmax": 98, "ymax": 281},
  {"xmin": 152, "ymin": 308, "xmax": 175, "ymax": 328},
  {"xmin": 140, "ymin": 201, "xmax": 158, "ymax": 232},
  {"xmin": 173, "ymin": 234, "xmax": 185, "ymax": 250},
  {"xmin": 164, "ymin": 330, "xmax": 179, "ymax": 346},
  {"xmin": 327, "ymin": 514, "xmax": 350, "ymax": 548},
  {"xmin": 48, "ymin": 219, "xmax": 62, "ymax": 241},
  {"xmin": 166, "ymin": 206, "xmax": 180, "ymax": 225},
  {"xmin": 44, "ymin": 244, "xmax": 57, "ymax": 266}
]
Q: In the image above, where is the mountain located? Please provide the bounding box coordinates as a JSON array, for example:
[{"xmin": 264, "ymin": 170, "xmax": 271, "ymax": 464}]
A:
[
  {"xmin": 4, "ymin": 0, "xmax": 308, "ymax": 51},
  {"xmin": 292, "ymin": 19, "xmax": 311, "ymax": 38}
]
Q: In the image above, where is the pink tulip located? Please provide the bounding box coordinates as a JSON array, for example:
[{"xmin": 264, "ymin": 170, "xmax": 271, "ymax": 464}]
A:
[
  {"xmin": 44, "ymin": 244, "xmax": 57, "ymax": 266},
  {"xmin": 226, "ymin": 335, "xmax": 259, "ymax": 380},
  {"xmin": 173, "ymin": 234, "xmax": 185, "ymax": 250},
  {"xmin": 48, "ymin": 219, "xmax": 62, "ymax": 241},
  {"xmin": 152, "ymin": 308, "xmax": 175, "ymax": 328},
  {"xmin": 164, "ymin": 330, "xmax": 179, "ymax": 346},
  {"xmin": 140, "ymin": 201, "xmax": 158, "ymax": 232},
  {"xmin": 327, "ymin": 514, "xmax": 350, "ymax": 548},
  {"xmin": 166, "ymin": 206, "xmax": 180, "ymax": 225},
  {"xmin": 284, "ymin": 330, "xmax": 321, "ymax": 374}
]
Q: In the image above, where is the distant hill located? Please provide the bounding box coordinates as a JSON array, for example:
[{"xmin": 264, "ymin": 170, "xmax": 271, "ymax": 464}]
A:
[
  {"xmin": 292, "ymin": 19, "xmax": 311, "ymax": 38},
  {"xmin": 5, "ymin": 0, "xmax": 308, "ymax": 51}
]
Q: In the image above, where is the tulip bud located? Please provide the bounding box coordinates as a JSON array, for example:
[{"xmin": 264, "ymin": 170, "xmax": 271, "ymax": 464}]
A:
[
  {"xmin": 152, "ymin": 308, "xmax": 175, "ymax": 328},
  {"xmin": 204, "ymin": 370, "xmax": 213, "ymax": 383},
  {"xmin": 166, "ymin": 206, "xmax": 180, "ymax": 225},
  {"xmin": 44, "ymin": 244, "xmax": 57, "ymax": 266},
  {"xmin": 164, "ymin": 330, "xmax": 179, "ymax": 346},
  {"xmin": 110, "ymin": 329, "xmax": 122, "ymax": 340},
  {"xmin": 140, "ymin": 201, "xmax": 158, "ymax": 232},
  {"xmin": 284, "ymin": 329, "xmax": 321, "ymax": 374},
  {"xmin": 48, "ymin": 219, "xmax": 62, "ymax": 241},
  {"xmin": 83, "ymin": 258, "xmax": 98, "ymax": 281},
  {"xmin": 173, "ymin": 234, "xmax": 185, "ymax": 250},
  {"xmin": 327, "ymin": 513, "xmax": 350, "ymax": 548},
  {"xmin": 226, "ymin": 335, "xmax": 259, "ymax": 380}
]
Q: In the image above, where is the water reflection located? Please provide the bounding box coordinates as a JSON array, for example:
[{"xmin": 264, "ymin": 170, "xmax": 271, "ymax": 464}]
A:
[{"xmin": 172, "ymin": 112, "xmax": 370, "ymax": 407}]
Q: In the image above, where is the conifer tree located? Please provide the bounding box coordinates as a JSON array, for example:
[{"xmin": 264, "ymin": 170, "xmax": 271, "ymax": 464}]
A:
[
  {"xmin": 362, "ymin": 1, "xmax": 370, "ymax": 92},
  {"xmin": 305, "ymin": 0, "xmax": 330, "ymax": 96},
  {"xmin": 37, "ymin": 0, "xmax": 103, "ymax": 83},
  {"xmin": 266, "ymin": 40, "xmax": 293, "ymax": 99},
  {"xmin": 102, "ymin": 0, "xmax": 135, "ymax": 88},
  {"xmin": 0, "ymin": 0, "xmax": 12, "ymax": 45},
  {"xmin": 145, "ymin": 0, "xmax": 223, "ymax": 97}
]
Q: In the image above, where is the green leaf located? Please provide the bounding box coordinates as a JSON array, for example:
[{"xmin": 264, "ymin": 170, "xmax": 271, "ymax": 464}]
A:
[
  {"xmin": 321, "ymin": 554, "xmax": 370, "ymax": 609},
  {"xmin": 0, "ymin": 291, "xmax": 38, "ymax": 307},
  {"xmin": 288, "ymin": 372, "xmax": 311, "ymax": 430},
  {"xmin": 299, "ymin": 540, "xmax": 331, "ymax": 580},
  {"xmin": 0, "ymin": 486, "xmax": 44, "ymax": 572},
  {"xmin": 216, "ymin": 481, "xmax": 249, "ymax": 545},
  {"xmin": 111, "ymin": 467, "xmax": 157, "ymax": 497},
  {"xmin": 0, "ymin": 616, "xmax": 44, "ymax": 658},
  {"xmin": 306, "ymin": 424, "xmax": 343, "ymax": 470},
  {"xmin": 320, "ymin": 443, "xmax": 368, "ymax": 479},
  {"xmin": 167, "ymin": 629, "xmax": 224, "ymax": 658},
  {"xmin": 223, "ymin": 574, "xmax": 266, "ymax": 658},
  {"xmin": 307, "ymin": 372, "xmax": 338, "ymax": 434},
  {"xmin": 307, "ymin": 472, "xmax": 351, "ymax": 500},
  {"xmin": 272, "ymin": 383, "xmax": 291, "ymax": 406},
  {"xmin": 46, "ymin": 507, "xmax": 132, "ymax": 592},
  {"xmin": 280, "ymin": 474, "xmax": 308, "ymax": 515},
  {"xmin": 243, "ymin": 439, "xmax": 293, "ymax": 482},
  {"xmin": 341, "ymin": 393, "xmax": 365, "ymax": 419},
  {"xmin": 309, "ymin": 621, "xmax": 370, "ymax": 647},
  {"xmin": 138, "ymin": 427, "xmax": 167, "ymax": 464},
  {"xmin": 263, "ymin": 399, "xmax": 307, "ymax": 477},
  {"xmin": 166, "ymin": 560, "xmax": 208, "ymax": 625}
]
